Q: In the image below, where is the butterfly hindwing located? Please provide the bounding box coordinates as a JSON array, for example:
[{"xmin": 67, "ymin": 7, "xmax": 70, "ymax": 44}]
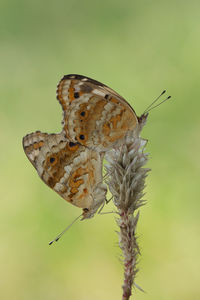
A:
[{"xmin": 23, "ymin": 131, "xmax": 107, "ymax": 213}]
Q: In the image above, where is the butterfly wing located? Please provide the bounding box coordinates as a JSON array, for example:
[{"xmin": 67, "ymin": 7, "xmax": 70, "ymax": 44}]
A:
[
  {"xmin": 56, "ymin": 74, "xmax": 138, "ymax": 151},
  {"xmin": 57, "ymin": 74, "xmax": 125, "ymax": 106},
  {"xmin": 22, "ymin": 131, "xmax": 106, "ymax": 212}
]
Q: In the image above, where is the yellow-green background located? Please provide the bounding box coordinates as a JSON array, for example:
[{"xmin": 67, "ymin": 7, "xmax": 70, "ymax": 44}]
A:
[{"xmin": 0, "ymin": 1, "xmax": 199, "ymax": 299}]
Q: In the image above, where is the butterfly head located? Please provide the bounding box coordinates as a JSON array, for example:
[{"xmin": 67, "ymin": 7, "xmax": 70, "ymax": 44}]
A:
[{"xmin": 137, "ymin": 112, "xmax": 149, "ymax": 127}]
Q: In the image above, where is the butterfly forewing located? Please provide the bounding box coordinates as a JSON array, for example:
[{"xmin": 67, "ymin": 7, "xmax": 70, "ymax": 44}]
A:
[{"xmin": 57, "ymin": 74, "xmax": 138, "ymax": 151}]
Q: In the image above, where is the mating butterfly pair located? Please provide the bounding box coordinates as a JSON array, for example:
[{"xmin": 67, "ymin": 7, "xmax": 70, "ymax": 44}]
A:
[{"xmin": 23, "ymin": 75, "xmax": 141, "ymax": 219}]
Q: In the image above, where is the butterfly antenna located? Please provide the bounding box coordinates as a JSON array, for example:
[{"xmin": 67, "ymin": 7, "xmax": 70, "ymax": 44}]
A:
[
  {"xmin": 49, "ymin": 213, "xmax": 82, "ymax": 245},
  {"xmin": 146, "ymin": 95, "xmax": 171, "ymax": 113},
  {"xmin": 143, "ymin": 90, "xmax": 171, "ymax": 114}
]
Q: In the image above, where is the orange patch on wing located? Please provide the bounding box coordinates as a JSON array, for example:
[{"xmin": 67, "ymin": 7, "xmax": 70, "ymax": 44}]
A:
[
  {"xmin": 62, "ymin": 102, "xmax": 67, "ymax": 111},
  {"xmin": 67, "ymin": 143, "xmax": 79, "ymax": 152},
  {"xmin": 75, "ymin": 168, "xmax": 94, "ymax": 201},
  {"xmin": 110, "ymin": 97, "xmax": 119, "ymax": 104},
  {"xmin": 68, "ymin": 80, "xmax": 75, "ymax": 102},
  {"xmin": 71, "ymin": 187, "xmax": 79, "ymax": 194},
  {"xmin": 103, "ymin": 113, "xmax": 125, "ymax": 144},
  {"xmin": 33, "ymin": 141, "xmax": 44, "ymax": 150},
  {"xmin": 69, "ymin": 168, "xmax": 84, "ymax": 189},
  {"xmin": 110, "ymin": 114, "xmax": 121, "ymax": 129},
  {"xmin": 103, "ymin": 123, "xmax": 111, "ymax": 136},
  {"xmin": 68, "ymin": 167, "xmax": 91, "ymax": 201},
  {"xmin": 38, "ymin": 141, "xmax": 44, "ymax": 147}
]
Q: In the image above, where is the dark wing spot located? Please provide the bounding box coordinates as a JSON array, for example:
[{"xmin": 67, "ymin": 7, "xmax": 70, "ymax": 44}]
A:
[
  {"xmin": 50, "ymin": 157, "xmax": 55, "ymax": 163},
  {"xmin": 69, "ymin": 142, "xmax": 77, "ymax": 147},
  {"xmin": 105, "ymin": 94, "xmax": 109, "ymax": 99},
  {"xmin": 74, "ymin": 92, "xmax": 79, "ymax": 99},
  {"xmin": 80, "ymin": 111, "xmax": 85, "ymax": 117},
  {"xmin": 79, "ymin": 134, "xmax": 85, "ymax": 140}
]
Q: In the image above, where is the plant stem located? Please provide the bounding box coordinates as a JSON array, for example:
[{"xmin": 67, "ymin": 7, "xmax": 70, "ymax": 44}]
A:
[{"xmin": 105, "ymin": 117, "xmax": 149, "ymax": 299}]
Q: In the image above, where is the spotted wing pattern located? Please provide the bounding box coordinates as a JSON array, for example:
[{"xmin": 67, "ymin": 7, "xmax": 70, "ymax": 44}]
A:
[
  {"xmin": 23, "ymin": 74, "xmax": 139, "ymax": 219},
  {"xmin": 23, "ymin": 131, "xmax": 107, "ymax": 218},
  {"xmin": 56, "ymin": 74, "xmax": 138, "ymax": 151}
]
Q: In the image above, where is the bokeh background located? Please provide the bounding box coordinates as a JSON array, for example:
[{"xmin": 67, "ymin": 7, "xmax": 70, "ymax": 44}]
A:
[{"xmin": 1, "ymin": 1, "xmax": 199, "ymax": 299}]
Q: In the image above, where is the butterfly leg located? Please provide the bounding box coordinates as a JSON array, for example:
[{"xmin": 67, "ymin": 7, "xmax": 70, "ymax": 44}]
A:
[{"xmin": 97, "ymin": 196, "xmax": 116, "ymax": 215}]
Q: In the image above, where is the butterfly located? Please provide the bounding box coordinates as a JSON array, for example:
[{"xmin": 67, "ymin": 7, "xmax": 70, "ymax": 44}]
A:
[{"xmin": 23, "ymin": 74, "xmax": 140, "ymax": 219}]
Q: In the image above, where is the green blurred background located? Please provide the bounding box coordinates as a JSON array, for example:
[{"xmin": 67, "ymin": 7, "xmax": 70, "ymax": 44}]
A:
[{"xmin": 0, "ymin": 0, "xmax": 199, "ymax": 299}]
